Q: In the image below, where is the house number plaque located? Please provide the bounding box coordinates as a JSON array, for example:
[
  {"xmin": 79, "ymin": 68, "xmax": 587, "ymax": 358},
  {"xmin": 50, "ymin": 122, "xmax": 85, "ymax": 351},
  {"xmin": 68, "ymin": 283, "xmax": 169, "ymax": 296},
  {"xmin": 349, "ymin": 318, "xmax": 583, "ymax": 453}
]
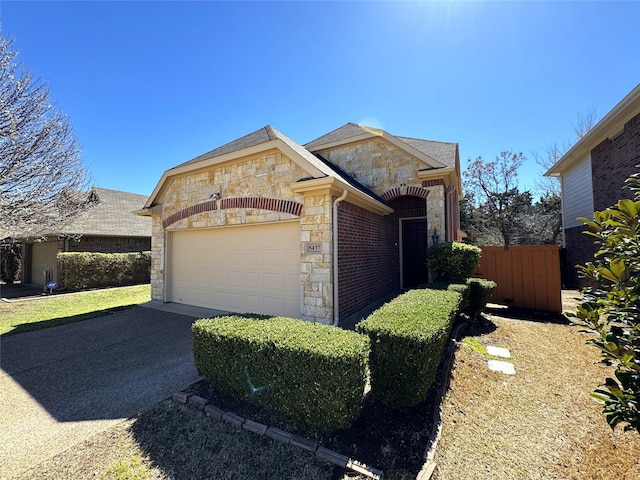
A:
[{"xmin": 304, "ymin": 242, "xmax": 322, "ymax": 254}]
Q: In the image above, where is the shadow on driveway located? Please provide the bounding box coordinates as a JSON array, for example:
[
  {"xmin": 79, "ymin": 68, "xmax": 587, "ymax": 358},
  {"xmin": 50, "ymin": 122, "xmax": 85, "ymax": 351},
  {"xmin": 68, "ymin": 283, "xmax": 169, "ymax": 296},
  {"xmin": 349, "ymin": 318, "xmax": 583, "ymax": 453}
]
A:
[{"xmin": 0, "ymin": 306, "xmax": 203, "ymax": 476}]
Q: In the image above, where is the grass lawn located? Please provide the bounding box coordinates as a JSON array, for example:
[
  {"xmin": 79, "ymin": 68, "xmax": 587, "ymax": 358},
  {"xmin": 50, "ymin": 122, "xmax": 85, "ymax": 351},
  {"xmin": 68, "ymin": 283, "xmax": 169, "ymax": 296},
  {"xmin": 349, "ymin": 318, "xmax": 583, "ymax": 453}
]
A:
[{"xmin": 0, "ymin": 284, "xmax": 151, "ymax": 336}]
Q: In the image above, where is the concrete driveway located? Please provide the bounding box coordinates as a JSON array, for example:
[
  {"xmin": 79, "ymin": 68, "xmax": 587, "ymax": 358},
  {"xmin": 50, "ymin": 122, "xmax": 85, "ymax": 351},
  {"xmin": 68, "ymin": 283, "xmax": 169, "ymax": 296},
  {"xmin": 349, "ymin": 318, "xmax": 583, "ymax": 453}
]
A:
[{"xmin": 0, "ymin": 303, "xmax": 223, "ymax": 479}]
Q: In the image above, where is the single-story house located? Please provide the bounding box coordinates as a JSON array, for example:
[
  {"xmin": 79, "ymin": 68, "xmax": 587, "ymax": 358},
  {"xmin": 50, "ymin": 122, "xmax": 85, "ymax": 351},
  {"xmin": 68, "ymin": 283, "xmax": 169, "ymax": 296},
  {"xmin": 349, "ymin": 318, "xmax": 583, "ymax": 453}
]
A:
[
  {"xmin": 546, "ymin": 83, "xmax": 640, "ymax": 288},
  {"xmin": 20, "ymin": 188, "xmax": 152, "ymax": 286},
  {"xmin": 137, "ymin": 123, "xmax": 462, "ymax": 325}
]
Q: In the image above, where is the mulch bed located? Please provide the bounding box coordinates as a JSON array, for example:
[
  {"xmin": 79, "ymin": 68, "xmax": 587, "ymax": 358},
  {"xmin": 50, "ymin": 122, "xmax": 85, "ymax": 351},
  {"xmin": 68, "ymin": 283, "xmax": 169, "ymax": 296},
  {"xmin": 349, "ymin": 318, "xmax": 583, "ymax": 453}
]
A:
[{"xmin": 185, "ymin": 361, "xmax": 444, "ymax": 479}]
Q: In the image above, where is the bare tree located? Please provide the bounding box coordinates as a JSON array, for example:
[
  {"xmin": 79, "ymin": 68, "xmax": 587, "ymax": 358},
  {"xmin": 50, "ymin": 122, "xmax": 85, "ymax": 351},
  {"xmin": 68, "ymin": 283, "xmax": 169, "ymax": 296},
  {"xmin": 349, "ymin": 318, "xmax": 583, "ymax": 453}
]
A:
[
  {"xmin": 535, "ymin": 108, "xmax": 598, "ymax": 196},
  {"xmin": 464, "ymin": 151, "xmax": 533, "ymax": 247},
  {"xmin": 0, "ymin": 35, "xmax": 91, "ymax": 239},
  {"xmin": 530, "ymin": 108, "xmax": 598, "ymax": 244}
]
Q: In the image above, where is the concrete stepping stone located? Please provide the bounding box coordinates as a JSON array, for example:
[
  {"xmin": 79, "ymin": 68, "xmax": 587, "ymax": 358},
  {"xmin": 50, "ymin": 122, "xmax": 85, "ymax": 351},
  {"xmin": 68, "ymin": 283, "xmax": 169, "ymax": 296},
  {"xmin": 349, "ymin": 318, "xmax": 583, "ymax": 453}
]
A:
[
  {"xmin": 488, "ymin": 359, "xmax": 515, "ymax": 375},
  {"xmin": 486, "ymin": 345, "xmax": 511, "ymax": 358}
]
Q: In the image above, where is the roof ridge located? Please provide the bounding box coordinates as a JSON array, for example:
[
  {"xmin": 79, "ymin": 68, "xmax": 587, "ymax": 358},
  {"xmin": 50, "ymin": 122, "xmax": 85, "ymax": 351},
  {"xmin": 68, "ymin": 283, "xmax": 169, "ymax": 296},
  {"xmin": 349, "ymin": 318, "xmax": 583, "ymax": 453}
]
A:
[{"xmin": 396, "ymin": 135, "xmax": 456, "ymax": 145}]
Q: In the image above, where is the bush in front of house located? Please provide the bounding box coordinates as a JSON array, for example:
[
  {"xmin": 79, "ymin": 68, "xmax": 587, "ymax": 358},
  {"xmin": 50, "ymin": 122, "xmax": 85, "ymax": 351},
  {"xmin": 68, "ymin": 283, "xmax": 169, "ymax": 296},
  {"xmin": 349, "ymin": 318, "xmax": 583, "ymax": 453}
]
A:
[
  {"xmin": 192, "ymin": 315, "xmax": 370, "ymax": 433},
  {"xmin": 466, "ymin": 278, "xmax": 497, "ymax": 319},
  {"xmin": 427, "ymin": 241, "xmax": 482, "ymax": 282},
  {"xmin": 356, "ymin": 288, "xmax": 463, "ymax": 407},
  {"xmin": 57, "ymin": 251, "xmax": 151, "ymax": 290}
]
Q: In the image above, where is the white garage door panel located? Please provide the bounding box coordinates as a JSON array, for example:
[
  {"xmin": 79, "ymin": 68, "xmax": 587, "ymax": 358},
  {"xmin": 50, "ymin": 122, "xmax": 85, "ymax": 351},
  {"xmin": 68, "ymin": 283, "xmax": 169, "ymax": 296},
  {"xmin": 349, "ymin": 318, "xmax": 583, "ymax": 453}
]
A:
[
  {"xmin": 31, "ymin": 241, "xmax": 59, "ymax": 286},
  {"xmin": 169, "ymin": 222, "xmax": 300, "ymax": 318}
]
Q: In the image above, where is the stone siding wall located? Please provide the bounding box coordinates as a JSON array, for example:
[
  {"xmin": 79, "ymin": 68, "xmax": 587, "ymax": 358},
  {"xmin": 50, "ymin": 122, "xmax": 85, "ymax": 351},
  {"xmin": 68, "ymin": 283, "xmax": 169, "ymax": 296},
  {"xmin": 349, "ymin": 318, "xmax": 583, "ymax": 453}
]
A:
[
  {"xmin": 317, "ymin": 138, "xmax": 425, "ymax": 196},
  {"xmin": 162, "ymin": 151, "xmax": 306, "ymax": 230},
  {"xmin": 300, "ymin": 192, "xmax": 333, "ymax": 323},
  {"xmin": 150, "ymin": 216, "xmax": 164, "ymax": 300},
  {"xmin": 337, "ymin": 201, "xmax": 398, "ymax": 320}
]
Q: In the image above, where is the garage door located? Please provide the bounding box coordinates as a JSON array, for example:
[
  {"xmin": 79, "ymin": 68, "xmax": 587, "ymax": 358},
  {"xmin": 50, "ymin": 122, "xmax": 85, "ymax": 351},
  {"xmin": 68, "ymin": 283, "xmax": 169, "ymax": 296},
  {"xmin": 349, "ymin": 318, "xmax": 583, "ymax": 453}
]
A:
[
  {"xmin": 168, "ymin": 221, "xmax": 300, "ymax": 318},
  {"xmin": 31, "ymin": 240, "xmax": 59, "ymax": 286}
]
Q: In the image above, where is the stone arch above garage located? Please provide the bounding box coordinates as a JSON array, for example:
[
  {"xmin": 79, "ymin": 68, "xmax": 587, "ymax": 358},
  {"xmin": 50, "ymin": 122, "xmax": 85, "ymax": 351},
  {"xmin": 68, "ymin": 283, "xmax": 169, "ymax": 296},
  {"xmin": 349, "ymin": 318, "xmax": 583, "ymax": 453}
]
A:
[{"xmin": 162, "ymin": 197, "xmax": 303, "ymax": 228}]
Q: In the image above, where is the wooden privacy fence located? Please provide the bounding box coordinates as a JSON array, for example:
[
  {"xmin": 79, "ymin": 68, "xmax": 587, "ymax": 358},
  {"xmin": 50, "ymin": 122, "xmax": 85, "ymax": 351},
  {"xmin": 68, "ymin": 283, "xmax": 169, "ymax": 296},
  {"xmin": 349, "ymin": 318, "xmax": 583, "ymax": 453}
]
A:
[{"xmin": 471, "ymin": 245, "xmax": 562, "ymax": 313}]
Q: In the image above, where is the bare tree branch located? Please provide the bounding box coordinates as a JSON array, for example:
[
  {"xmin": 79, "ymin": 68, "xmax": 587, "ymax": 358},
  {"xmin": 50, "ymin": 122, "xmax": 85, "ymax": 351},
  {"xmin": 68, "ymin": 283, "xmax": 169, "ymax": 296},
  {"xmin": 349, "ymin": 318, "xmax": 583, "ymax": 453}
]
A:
[{"xmin": 0, "ymin": 36, "xmax": 91, "ymax": 239}]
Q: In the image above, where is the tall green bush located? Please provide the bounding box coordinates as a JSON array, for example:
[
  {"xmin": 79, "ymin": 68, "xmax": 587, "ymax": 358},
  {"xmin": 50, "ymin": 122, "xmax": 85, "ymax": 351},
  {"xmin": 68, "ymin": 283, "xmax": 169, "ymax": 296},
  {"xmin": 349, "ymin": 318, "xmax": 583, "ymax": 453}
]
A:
[
  {"xmin": 57, "ymin": 252, "xmax": 150, "ymax": 290},
  {"xmin": 356, "ymin": 288, "xmax": 462, "ymax": 407},
  {"xmin": 192, "ymin": 316, "xmax": 369, "ymax": 433},
  {"xmin": 466, "ymin": 278, "xmax": 497, "ymax": 319},
  {"xmin": 428, "ymin": 242, "xmax": 481, "ymax": 282},
  {"xmin": 570, "ymin": 168, "xmax": 639, "ymax": 433}
]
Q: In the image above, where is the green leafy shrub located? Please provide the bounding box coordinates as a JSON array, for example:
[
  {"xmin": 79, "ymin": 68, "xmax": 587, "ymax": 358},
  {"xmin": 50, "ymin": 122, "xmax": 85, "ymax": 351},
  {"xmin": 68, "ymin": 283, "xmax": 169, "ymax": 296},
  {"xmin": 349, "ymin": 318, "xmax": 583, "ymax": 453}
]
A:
[
  {"xmin": 466, "ymin": 278, "xmax": 497, "ymax": 319},
  {"xmin": 429, "ymin": 282, "xmax": 471, "ymax": 313},
  {"xmin": 570, "ymin": 168, "xmax": 639, "ymax": 433},
  {"xmin": 192, "ymin": 316, "xmax": 370, "ymax": 433},
  {"xmin": 428, "ymin": 242, "xmax": 481, "ymax": 282},
  {"xmin": 447, "ymin": 283, "xmax": 471, "ymax": 313},
  {"xmin": 57, "ymin": 252, "xmax": 151, "ymax": 290},
  {"xmin": 356, "ymin": 288, "xmax": 462, "ymax": 407}
]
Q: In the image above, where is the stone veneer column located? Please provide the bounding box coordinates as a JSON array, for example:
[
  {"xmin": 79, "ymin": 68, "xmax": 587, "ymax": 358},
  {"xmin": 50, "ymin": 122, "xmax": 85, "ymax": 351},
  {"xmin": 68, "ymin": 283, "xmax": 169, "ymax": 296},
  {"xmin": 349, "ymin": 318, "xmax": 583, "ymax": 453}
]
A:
[
  {"xmin": 300, "ymin": 191, "xmax": 333, "ymax": 324},
  {"xmin": 150, "ymin": 215, "xmax": 165, "ymax": 301},
  {"xmin": 425, "ymin": 184, "xmax": 445, "ymax": 243}
]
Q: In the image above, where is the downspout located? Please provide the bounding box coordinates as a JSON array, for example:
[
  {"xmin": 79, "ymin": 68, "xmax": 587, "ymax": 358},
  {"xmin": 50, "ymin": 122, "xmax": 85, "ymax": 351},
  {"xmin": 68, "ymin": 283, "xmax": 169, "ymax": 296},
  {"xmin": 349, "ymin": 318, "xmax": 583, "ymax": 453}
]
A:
[{"xmin": 332, "ymin": 190, "xmax": 348, "ymax": 327}]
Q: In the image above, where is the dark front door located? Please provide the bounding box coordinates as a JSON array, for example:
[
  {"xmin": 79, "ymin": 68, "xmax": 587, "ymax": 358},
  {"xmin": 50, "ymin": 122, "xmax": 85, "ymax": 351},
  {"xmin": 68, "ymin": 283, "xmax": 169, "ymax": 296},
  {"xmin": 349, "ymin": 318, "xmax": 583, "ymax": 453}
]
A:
[{"xmin": 402, "ymin": 218, "xmax": 428, "ymax": 288}]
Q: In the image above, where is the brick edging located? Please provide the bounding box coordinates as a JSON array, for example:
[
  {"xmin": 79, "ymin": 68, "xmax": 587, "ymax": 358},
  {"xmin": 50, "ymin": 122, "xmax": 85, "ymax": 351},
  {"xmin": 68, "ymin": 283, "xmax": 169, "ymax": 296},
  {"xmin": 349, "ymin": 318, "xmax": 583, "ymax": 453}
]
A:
[
  {"xmin": 172, "ymin": 391, "xmax": 383, "ymax": 479},
  {"xmin": 417, "ymin": 321, "xmax": 468, "ymax": 480}
]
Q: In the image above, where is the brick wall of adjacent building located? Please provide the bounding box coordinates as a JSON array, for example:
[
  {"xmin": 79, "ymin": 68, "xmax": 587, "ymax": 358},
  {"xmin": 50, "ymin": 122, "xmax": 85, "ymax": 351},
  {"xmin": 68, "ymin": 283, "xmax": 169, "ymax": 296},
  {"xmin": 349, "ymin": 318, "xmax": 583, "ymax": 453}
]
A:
[
  {"xmin": 337, "ymin": 201, "xmax": 398, "ymax": 320},
  {"xmin": 565, "ymin": 112, "xmax": 639, "ymax": 288},
  {"xmin": 591, "ymin": 112, "xmax": 640, "ymax": 211},
  {"xmin": 563, "ymin": 226, "xmax": 596, "ymax": 288},
  {"xmin": 67, "ymin": 236, "xmax": 151, "ymax": 253}
]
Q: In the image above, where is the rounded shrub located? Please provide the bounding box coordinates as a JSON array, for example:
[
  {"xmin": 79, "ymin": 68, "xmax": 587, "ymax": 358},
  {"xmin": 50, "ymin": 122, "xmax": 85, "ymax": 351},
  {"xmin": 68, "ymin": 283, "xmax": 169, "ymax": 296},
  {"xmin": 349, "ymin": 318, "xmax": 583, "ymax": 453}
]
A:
[{"xmin": 427, "ymin": 242, "xmax": 481, "ymax": 282}]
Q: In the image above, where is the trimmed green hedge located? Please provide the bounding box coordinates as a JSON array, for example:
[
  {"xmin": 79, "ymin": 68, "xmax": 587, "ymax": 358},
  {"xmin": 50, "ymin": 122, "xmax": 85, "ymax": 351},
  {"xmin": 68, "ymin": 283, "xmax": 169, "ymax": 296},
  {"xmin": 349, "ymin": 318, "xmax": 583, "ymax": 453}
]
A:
[
  {"xmin": 192, "ymin": 316, "xmax": 370, "ymax": 433},
  {"xmin": 466, "ymin": 278, "xmax": 497, "ymax": 318},
  {"xmin": 428, "ymin": 242, "xmax": 482, "ymax": 282},
  {"xmin": 57, "ymin": 252, "xmax": 150, "ymax": 290},
  {"xmin": 356, "ymin": 288, "xmax": 463, "ymax": 407}
]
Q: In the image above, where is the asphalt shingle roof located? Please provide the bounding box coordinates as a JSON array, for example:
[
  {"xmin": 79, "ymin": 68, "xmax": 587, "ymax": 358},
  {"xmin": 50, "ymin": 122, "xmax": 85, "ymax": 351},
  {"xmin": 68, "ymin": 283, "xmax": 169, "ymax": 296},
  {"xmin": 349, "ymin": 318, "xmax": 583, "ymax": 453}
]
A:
[
  {"xmin": 176, "ymin": 127, "xmax": 280, "ymax": 168},
  {"xmin": 396, "ymin": 136, "xmax": 458, "ymax": 170},
  {"xmin": 305, "ymin": 122, "xmax": 457, "ymax": 170},
  {"xmin": 58, "ymin": 188, "xmax": 151, "ymax": 237}
]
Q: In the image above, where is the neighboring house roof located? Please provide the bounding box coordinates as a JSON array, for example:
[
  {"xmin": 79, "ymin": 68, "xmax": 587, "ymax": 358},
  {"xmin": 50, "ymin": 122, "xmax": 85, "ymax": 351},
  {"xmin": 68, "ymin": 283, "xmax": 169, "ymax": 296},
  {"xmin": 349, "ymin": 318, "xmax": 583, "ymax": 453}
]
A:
[
  {"xmin": 546, "ymin": 83, "xmax": 640, "ymax": 177},
  {"xmin": 56, "ymin": 188, "xmax": 151, "ymax": 237}
]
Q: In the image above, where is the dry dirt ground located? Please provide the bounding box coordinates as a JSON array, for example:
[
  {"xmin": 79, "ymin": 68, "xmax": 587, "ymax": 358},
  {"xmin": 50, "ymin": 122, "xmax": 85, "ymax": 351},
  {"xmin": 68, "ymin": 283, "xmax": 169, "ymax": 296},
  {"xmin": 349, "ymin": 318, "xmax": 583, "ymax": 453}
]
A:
[
  {"xmin": 433, "ymin": 295, "xmax": 640, "ymax": 480},
  {"xmin": 7, "ymin": 292, "xmax": 640, "ymax": 480}
]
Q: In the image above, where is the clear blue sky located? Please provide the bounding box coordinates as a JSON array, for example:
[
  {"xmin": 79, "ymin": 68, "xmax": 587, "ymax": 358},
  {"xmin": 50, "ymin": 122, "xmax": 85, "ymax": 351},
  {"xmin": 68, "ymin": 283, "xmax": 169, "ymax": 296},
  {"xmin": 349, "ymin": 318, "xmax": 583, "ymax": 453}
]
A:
[{"xmin": 2, "ymin": 1, "xmax": 639, "ymax": 198}]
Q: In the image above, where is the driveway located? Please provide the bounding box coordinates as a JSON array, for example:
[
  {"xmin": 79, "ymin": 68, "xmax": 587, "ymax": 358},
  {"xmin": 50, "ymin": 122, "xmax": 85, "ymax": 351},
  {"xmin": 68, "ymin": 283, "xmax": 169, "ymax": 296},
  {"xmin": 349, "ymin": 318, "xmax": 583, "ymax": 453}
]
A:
[{"xmin": 0, "ymin": 303, "xmax": 222, "ymax": 479}]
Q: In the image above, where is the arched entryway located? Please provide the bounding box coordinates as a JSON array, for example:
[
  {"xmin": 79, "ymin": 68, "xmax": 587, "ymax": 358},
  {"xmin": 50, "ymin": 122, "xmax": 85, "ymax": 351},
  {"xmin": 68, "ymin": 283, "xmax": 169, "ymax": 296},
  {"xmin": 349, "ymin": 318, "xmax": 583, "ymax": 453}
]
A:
[{"xmin": 388, "ymin": 195, "xmax": 429, "ymax": 289}]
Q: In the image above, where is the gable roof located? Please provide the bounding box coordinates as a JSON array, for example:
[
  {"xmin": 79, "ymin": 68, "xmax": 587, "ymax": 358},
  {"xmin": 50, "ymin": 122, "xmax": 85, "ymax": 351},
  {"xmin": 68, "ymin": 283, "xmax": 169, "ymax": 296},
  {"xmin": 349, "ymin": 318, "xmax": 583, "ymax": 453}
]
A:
[
  {"xmin": 143, "ymin": 125, "xmax": 394, "ymax": 214},
  {"xmin": 142, "ymin": 122, "xmax": 461, "ymax": 214},
  {"xmin": 57, "ymin": 188, "xmax": 151, "ymax": 237},
  {"xmin": 546, "ymin": 83, "xmax": 640, "ymax": 177},
  {"xmin": 176, "ymin": 126, "xmax": 282, "ymax": 168},
  {"xmin": 304, "ymin": 122, "xmax": 458, "ymax": 170}
]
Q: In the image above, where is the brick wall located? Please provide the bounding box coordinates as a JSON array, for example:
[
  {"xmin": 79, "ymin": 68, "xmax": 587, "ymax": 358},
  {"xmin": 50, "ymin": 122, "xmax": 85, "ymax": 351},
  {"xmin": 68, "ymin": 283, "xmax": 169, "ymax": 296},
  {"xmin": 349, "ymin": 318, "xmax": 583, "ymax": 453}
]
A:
[
  {"xmin": 337, "ymin": 201, "xmax": 398, "ymax": 320},
  {"xmin": 591, "ymin": 112, "xmax": 640, "ymax": 211},
  {"xmin": 564, "ymin": 226, "xmax": 597, "ymax": 288},
  {"xmin": 68, "ymin": 236, "xmax": 151, "ymax": 253}
]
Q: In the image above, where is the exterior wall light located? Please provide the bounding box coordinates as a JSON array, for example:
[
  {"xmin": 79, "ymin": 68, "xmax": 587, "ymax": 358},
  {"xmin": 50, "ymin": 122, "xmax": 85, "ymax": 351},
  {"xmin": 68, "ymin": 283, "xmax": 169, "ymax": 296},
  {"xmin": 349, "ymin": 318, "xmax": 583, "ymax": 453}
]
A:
[{"xmin": 432, "ymin": 228, "xmax": 440, "ymax": 245}]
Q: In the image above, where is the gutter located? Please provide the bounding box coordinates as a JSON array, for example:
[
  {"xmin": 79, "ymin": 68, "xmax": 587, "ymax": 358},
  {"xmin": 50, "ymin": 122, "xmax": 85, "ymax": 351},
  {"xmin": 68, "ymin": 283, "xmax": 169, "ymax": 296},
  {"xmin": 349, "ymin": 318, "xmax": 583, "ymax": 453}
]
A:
[{"xmin": 332, "ymin": 190, "xmax": 348, "ymax": 327}]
